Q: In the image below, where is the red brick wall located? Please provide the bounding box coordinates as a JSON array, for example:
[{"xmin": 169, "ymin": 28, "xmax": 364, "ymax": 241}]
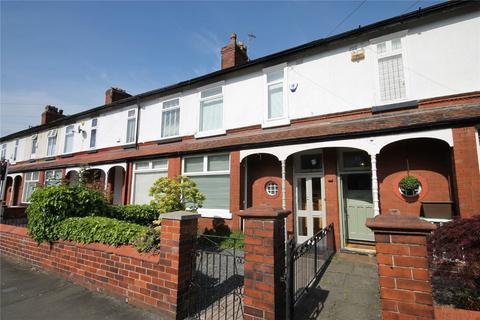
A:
[
  {"xmin": 452, "ymin": 126, "xmax": 480, "ymax": 218},
  {"xmin": 324, "ymin": 148, "xmax": 341, "ymax": 250},
  {"xmin": 0, "ymin": 221, "xmax": 196, "ymax": 319},
  {"xmin": 378, "ymin": 138, "xmax": 454, "ymax": 216},
  {"xmin": 167, "ymin": 156, "xmax": 181, "ymax": 178}
]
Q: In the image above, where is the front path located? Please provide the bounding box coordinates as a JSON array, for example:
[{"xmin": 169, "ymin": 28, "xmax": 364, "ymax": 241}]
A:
[
  {"xmin": 294, "ymin": 252, "xmax": 381, "ymax": 320},
  {"xmin": 0, "ymin": 256, "xmax": 163, "ymax": 320}
]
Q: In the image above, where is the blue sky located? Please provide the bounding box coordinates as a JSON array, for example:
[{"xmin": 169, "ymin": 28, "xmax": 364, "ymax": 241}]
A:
[{"xmin": 1, "ymin": 0, "xmax": 441, "ymax": 136}]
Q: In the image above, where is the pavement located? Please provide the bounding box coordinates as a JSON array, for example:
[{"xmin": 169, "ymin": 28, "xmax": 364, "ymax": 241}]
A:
[
  {"xmin": 294, "ymin": 252, "xmax": 381, "ymax": 320},
  {"xmin": 0, "ymin": 256, "xmax": 163, "ymax": 320}
]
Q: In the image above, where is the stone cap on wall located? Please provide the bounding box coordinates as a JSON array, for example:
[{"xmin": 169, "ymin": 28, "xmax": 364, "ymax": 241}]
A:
[
  {"xmin": 161, "ymin": 211, "xmax": 201, "ymax": 221},
  {"xmin": 239, "ymin": 205, "xmax": 291, "ymax": 219},
  {"xmin": 366, "ymin": 214, "xmax": 437, "ymax": 234}
]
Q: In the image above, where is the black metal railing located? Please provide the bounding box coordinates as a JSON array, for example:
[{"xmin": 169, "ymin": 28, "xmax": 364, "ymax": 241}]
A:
[
  {"xmin": 286, "ymin": 223, "xmax": 335, "ymax": 318},
  {"xmin": 186, "ymin": 234, "xmax": 244, "ymax": 320}
]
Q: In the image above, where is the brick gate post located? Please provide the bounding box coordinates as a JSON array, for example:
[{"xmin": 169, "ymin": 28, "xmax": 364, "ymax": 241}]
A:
[
  {"xmin": 159, "ymin": 211, "xmax": 200, "ymax": 319},
  {"xmin": 239, "ymin": 206, "xmax": 291, "ymax": 320},
  {"xmin": 366, "ymin": 214, "xmax": 436, "ymax": 320}
]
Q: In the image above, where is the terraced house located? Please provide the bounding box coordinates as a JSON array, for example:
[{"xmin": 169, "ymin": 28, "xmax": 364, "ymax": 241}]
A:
[{"xmin": 1, "ymin": 1, "xmax": 479, "ymax": 251}]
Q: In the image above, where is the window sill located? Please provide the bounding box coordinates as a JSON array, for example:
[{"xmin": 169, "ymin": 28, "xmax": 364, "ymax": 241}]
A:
[
  {"xmin": 195, "ymin": 129, "xmax": 226, "ymax": 139},
  {"xmin": 60, "ymin": 153, "xmax": 74, "ymax": 158},
  {"xmin": 155, "ymin": 136, "xmax": 182, "ymax": 145},
  {"xmin": 197, "ymin": 208, "xmax": 232, "ymax": 219},
  {"xmin": 420, "ymin": 217, "xmax": 452, "ymax": 224},
  {"xmin": 86, "ymin": 149, "xmax": 98, "ymax": 154},
  {"xmin": 262, "ymin": 118, "xmax": 290, "ymax": 129},
  {"xmin": 45, "ymin": 156, "xmax": 56, "ymax": 161},
  {"xmin": 122, "ymin": 143, "xmax": 137, "ymax": 149}
]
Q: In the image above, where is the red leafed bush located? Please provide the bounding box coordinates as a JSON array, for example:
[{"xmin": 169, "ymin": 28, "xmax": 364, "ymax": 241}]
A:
[{"xmin": 428, "ymin": 215, "xmax": 480, "ymax": 310}]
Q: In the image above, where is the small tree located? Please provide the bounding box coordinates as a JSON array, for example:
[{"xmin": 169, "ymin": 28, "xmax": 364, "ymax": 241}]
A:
[{"xmin": 149, "ymin": 176, "xmax": 205, "ymax": 213}]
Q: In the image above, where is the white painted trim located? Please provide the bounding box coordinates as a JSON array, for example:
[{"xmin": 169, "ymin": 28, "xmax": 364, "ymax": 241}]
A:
[
  {"xmin": 239, "ymin": 128, "xmax": 453, "ymax": 161},
  {"xmin": 197, "ymin": 208, "xmax": 232, "ymax": 219},
  {"xmin": 194, "ymin": 129, "xmax": 226, "ymax": 139}
]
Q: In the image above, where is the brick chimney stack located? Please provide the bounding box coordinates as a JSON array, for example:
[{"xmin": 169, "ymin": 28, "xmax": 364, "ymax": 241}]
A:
[
  {"xmin": 221, "ymin": 32, "xmax": 249, "ymax": 69},
  {"xmin": 41, "ymin": 105, "xmax": 65, "ymax": 125},
  {"xmin": 105, "ymin": 87, "xmax": 132, "ymax": 105}
]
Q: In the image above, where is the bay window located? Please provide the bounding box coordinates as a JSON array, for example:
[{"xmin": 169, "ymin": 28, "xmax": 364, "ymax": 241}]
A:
[
  {"xmin": 183, "ymin": 153, "xmax": 230, "ymax": 217},
  {"xmin": 199, "ymin": 87, "xmax": 223, "ymax": 133},
  {"xmin": 161, "ymin": 98, "xmax": 180, "ymax": 138},
  {"xmin": 22, "ymin": 171, "xmax": 39, "ymax": 203},
  {"xmin": 63, "ymin": 125, "xmax": 74, "ymax": 154},
  {"xmin": 132, "ymin": 159, "xmax": 168, "ymax": 204}
]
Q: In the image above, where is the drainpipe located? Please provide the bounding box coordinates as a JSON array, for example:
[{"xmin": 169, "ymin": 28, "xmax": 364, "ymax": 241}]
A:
[
  {"xmin": 135, "ymin": 97, "xmax": 141, "ymax": 148},
  {"xmin": 281, "ymin": 160, "xmax": 286, "ymax": 210},
  {"xmin": 370, "ymin": 153, "xmax": 380, "ymax": 216}
]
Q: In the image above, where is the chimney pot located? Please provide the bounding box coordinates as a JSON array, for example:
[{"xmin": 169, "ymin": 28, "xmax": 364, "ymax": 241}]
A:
[
  {"xmin": 221, "ymin": 32, "xmax": 249, "ymax": 69},
  {"xmin": 41, "ymin": 105, "xmax": 66, "ymax": 125},
  {"xmin": 105, "ymin": 87, "xmax": 132, "ymax": 105}
]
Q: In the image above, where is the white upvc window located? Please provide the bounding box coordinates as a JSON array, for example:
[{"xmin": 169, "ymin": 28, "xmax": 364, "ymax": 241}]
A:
[
  {"xmin": 126, "ymin": 109, "xmax": 137, "ymax": 144},
  {"xmin": 376, "ymin": 37, "xmax": 406, "ymax": 102},
  {"xmin": 13, "ymin": 139, "xmax": 19, "ymax": 161},
  {"xmin": 161, "ymin": 98, "xmax": 180, "ymax": 138},
  {"xmin": 47, "ymin": 129, "xmax": 58, "ymax": 156},
  {"xmin": 182, "ymin": 153, "xmax": 231, "ymax": 218},
  {"xmin": 131, "ymin": 159, "xmax": 168, "ymax": 204},
  {"xmin": 1, "ymin": 143, "xmax": 6, "ymax": 160},
  {"xmin": 89, "ymin": 118, "xmax": 97, "ymax": 148},
  {"xmin": 63, "ymin": 125, "xmax": 74, "ymax": 154},
  {"xmin": 266, "ymin": 70, "xmax": 285, "ymax": 120},
  {"xmin": 31, "ymin": 134, "xmax": 38, "ymax": 158},
  {"xmin": 199, "ymin": 86, "xmax": 223, "ymax": 133},
  {"xmin": 22, "ymin": 171, "xmax": 39, "ymax": 203},
  {"xmin": 45, "ymin": 169, "xmax": 62, "ymax": 187}
]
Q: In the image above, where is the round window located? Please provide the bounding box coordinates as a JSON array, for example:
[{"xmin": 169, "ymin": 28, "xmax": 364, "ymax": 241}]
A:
[{"xmin": 265, "ymin": 182, "xmax": 279, "ymax": 196}]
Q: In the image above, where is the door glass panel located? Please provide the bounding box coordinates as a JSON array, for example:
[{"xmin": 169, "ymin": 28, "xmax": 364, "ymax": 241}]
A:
[
  {"xmin": 312, "ymin": 177, "xmax": 322, "ymax": 211},
  {"xmin": 297, "ymin": 178, "xmax": 307, "ymax": 210},
  {"xmin": 313, "ymin": 217, "xmax": 323, "ymax": 234},
  {"xmin": 298, "ymin": 217, "xmax": 308, "ymax": 236}
]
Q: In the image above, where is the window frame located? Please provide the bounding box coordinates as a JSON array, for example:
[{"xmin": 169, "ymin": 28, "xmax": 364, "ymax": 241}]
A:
[
  {"xmin": 125, "ymin": 108, "xmax": 137, "ymax": 144},
  {"xmin": 22, "ymin": 171, "xmax": 39, "ymax": 203},
  {"xmin": 63, "ymin": 125, "xmax": 75, "ymax": 154},
  {"xmin": 371, "ymin": 31, "xmax": 409, "ymax": 104},
  {"xmin": 45, "ymin": 169, "xmax": 63, "ymax": 187},
  {"xmin": 1, "ymin": 143, "xmax": 6, "ymax": 160},
  {"xmin": 131, "ymin": 159, "xmax": 168, "ymax": 204},
  {"xmin": 262, "ymin": 64, "xmax": 290, "ymax": 128},
  {"xmin": 89, "ymin": 118, "xmax": 98, "ymax": 149},
  {"xmin": 196, "ymin": 83, "xmax": 225, "ymax": 138},
  {"xmin": 161, "ymin": 98, "xmax": 181, "ymax": 139},
  {"xmin": 46, "ymin": 129, "xmax": 58, "ymax": 157},
  {"xmin": 182, "ymin": 153, "xmax": 231, "ymax": 218},
  {"xmin": 31, "ymin": 134, "xmax": 38, "ymax": 159},
  {"xmin": 13, "ymin": 139, "xmax": 19, "ymax": 162}
]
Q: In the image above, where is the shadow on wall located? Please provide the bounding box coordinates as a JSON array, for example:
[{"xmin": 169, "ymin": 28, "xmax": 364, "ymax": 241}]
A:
[{"xmin": 377, "ymin": 138, "xmax": 454, "ymax": 217}]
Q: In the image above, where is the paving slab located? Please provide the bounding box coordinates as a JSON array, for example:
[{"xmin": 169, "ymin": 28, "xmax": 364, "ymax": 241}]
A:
[
  {"xmin": 294, "ymin": 252, "xmax": 380, "ymax": 320},
  {"xmin": 0, "ymin": 256, "xmax": 164, "ymax": 320}
]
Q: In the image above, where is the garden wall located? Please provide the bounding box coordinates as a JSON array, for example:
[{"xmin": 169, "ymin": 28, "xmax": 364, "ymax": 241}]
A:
[{"xmin": 0, "ymin": 214, "xmax": 198, "ymax": 319}]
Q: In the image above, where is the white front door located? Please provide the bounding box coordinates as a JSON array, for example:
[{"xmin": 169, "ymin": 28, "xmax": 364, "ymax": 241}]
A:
[{"xmin": 295, "ymin": 175, "xmax": 325, "ymax": 243}]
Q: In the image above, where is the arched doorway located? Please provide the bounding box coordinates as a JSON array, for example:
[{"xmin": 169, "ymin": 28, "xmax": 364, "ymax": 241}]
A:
[
  {"xmin": 12, "ymin": 175, "xmax": 22, "ymax": 206},
  {"xmin": 65, "ymin": 170, "xmax": 79, "ymax": 186},
  {"xmin": 107, "ymin": 166, "xmax": 125, "ymax": 205},
  {"xmin": 4, "ymin": 176, "xmax": 13, "ymax": 206},
  {"xmin": 82, "ymin": 169, "xmax": 106, "ymax": 192}
]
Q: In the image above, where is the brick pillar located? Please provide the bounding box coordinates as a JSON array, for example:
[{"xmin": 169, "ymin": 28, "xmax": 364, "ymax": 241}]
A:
[
  {"xmin": 452, "ymin": 126, "xmax": 480, "ymax": 218},
  {"xmin": 366, "ymin": 214, "xmax": 436, "ymax": 320},
  {"xmin": 324, "ymin": 148, "xmax": 341, "ymax": 250},
  {"xmin": 159, "ymin": 211, "xmax": 199, "ymax": 319},
  {"xmin": 230, "ymin": 151, "xmax": 241, "ymax": 229},
  {"xmin": 168, "ymin": 156, "xmax": 181, "ymax": 178},
  {"xmin": 239, "ymin": 206, "xmax": 291, "ymax": 320}
]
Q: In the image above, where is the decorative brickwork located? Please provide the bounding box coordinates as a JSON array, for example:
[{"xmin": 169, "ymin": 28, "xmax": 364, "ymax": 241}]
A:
[
  {"xmin": 367, "ymin": 214, "xmax": 436, "ymax": 320},
  {"xmin": 0, "ymin": 211, "xmax": 199, "ymax": 319},
  {"xmin": 240, "ymin": 206, "xmax": 291, "ymax": 320}
]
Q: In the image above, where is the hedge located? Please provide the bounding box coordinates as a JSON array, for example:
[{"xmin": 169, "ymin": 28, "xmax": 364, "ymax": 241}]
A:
[
  {"xmin": 55, "ymin": 216, "xmax": 148, "ymax": 247},
  {"xmin": 107, "ymin": 204, "xmax": 159, "ymax": 226}
]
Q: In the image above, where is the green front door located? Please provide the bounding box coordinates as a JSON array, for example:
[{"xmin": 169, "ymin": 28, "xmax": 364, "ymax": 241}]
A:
[{"xmin": 344, "ymin": 174, "xmax": 375, "ymax": 242}]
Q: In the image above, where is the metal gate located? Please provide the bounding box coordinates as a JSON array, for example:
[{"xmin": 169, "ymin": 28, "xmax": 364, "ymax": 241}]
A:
[
  {"xmin": 286, "ymin": 223, "xmax": 335, "ymax": 319},
  {"xmin": 186, "ymin": 234, "xmax": 244, "ymax": 320}
]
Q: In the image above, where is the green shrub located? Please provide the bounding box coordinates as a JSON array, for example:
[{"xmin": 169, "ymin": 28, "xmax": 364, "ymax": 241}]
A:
[
  {"xmin": 55, "ymin": 216, "xmax": 147, "ymax": 247},
  {"xmin": 399, "ymin": 175, "xmax": 420, "ymax": 193},
  {"xmin": 134, "ymin": 225, "xmax": 161, "ymax": 252},
  {"xmin": 149, "ymin": 176, "xmax": 205, "ymax": 213},
  {"xmin": 107, "ymin": 205, "xmax": 159, "ymax": 226},
  {"xmin": 27, "ymin": 185, "xmax": 109, "ymax": 243}
]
